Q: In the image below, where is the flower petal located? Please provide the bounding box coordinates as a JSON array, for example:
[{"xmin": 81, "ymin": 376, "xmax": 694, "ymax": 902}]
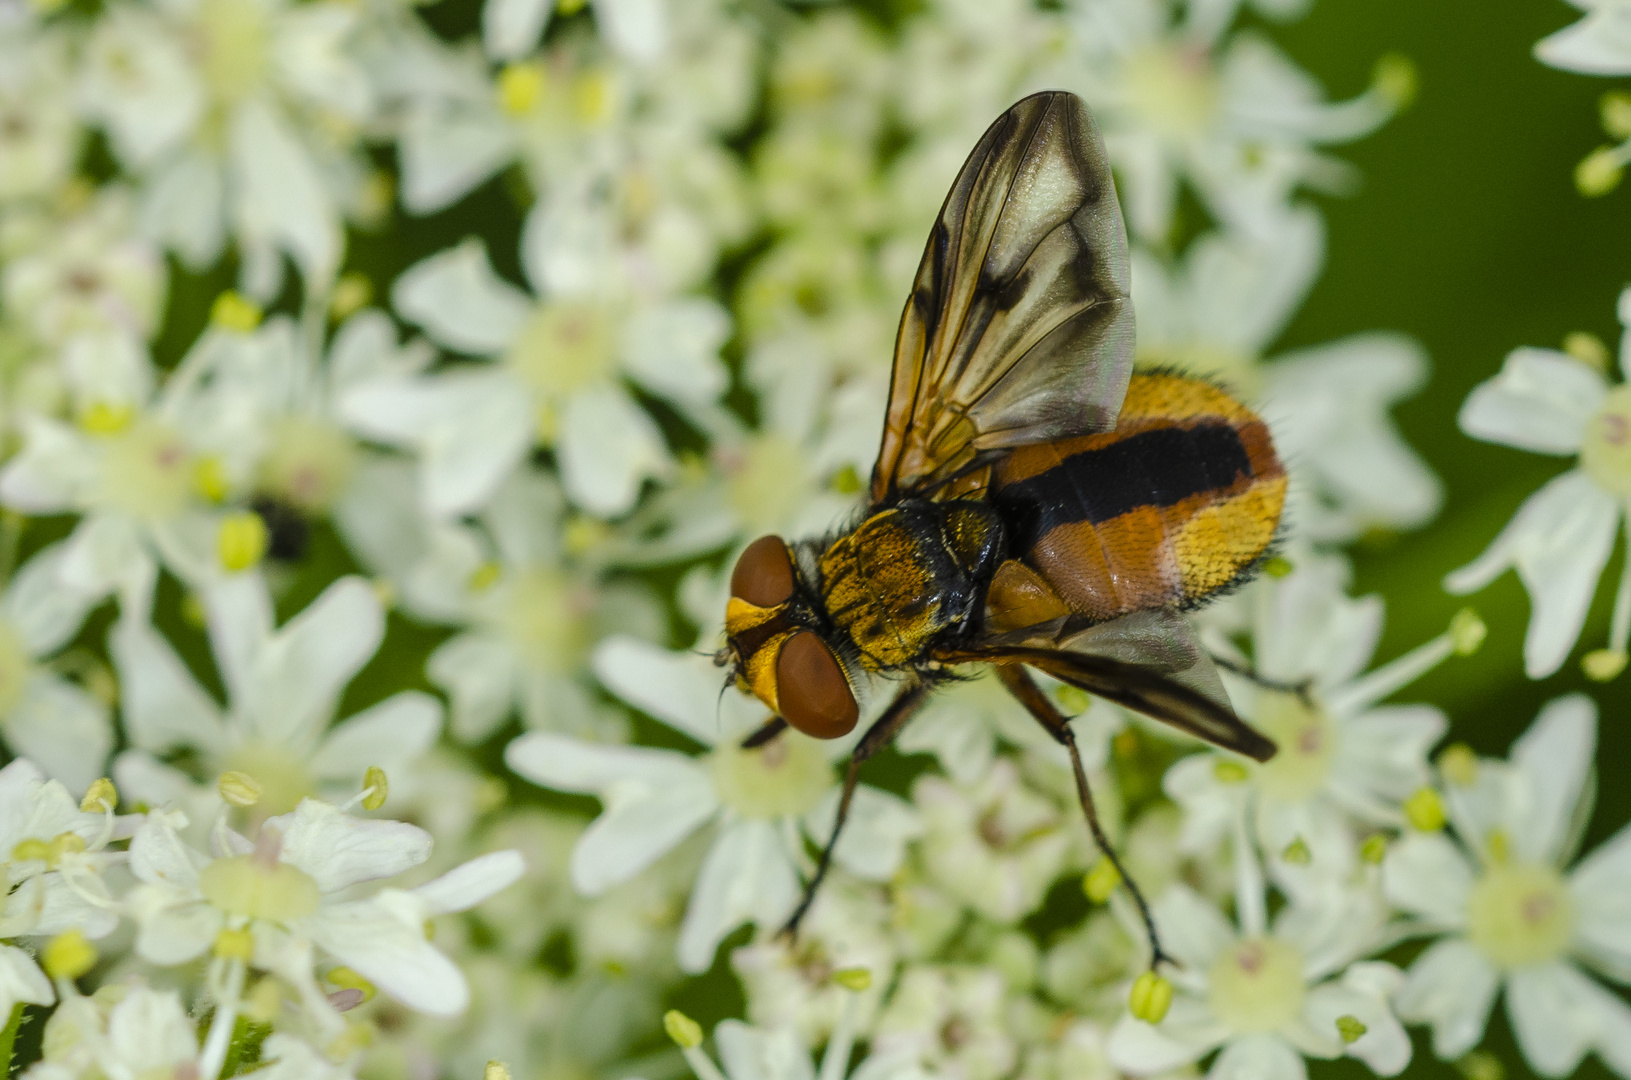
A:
[
  {"xmin": 811, "ymin": 784, "xmax": 922, "ymax": 882},
  {"xmin": 6, "ymin": 674, "xmax": 111, "ymax": 793},
  {"xmin": 391, "ymin": 239, "xmax": 530, "ymax": 356},
  {"xmin": 411, "ymin": 850, "xmax": 525, "ymax": 914},
  {"xmin": 1382, "ymin": 832, "xmax": 1474, "ymax": 925},
  {"xmin": 1505, "ymin": 960, "xmax": 1625, "ymax": 1077},
  {"xmin": 1571, "ymin": 819, "xmax": 1631, "ymax": 980},
  {"xmin": 591, "ymin": 635, "xmax": 752, "ymax": 746},
  {"xmin": 427, "ymin": 634, "xmax": 518, "ymax": 744},
  {"xmin": 1395, "ymin": 937, "xmax": 1498, "ymax": 1060},
  {"xmin": 108, "ymin": 616, "xmax": 226, "ymax": 755},
  {"xmin": 1511, "ymin": 694, "xmax": 1597, "ymax": 865},
  {"xmin": 308, "ymin": 692, "xmax": 442, "ymax": 782},
  {"xmin": 677, "ymin": 818, "xmax": 800, "ymax": 974},
  {"xmin": 1205, "ymin": 1034, "xmax": 1306, "ymax": 1080},
  {"xmin": 557, "ymin": 385, "xmax": 671, "ymax": 518},
  {"xmin": 1458, "ymin": 348, "xmax": 1604, "ymax": 455},
  {"xmin": 306, "ymin": 891, "xmax": 469, "ymax": 1015},
  {"xmin": 272, "ymin": 799, "xmax": 432, "ymax": 892}
]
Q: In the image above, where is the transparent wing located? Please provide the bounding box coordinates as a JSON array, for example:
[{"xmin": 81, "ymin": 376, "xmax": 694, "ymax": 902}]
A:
[{"xmin": 872, "ymin": 90, "xmax": 1135, "ymax": 504}]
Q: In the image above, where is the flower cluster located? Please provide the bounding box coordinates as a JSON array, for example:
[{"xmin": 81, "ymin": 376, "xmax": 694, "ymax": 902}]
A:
[{"xmin": 0, "ymin": 0, "xmax": 1623, "ymax": 1077}]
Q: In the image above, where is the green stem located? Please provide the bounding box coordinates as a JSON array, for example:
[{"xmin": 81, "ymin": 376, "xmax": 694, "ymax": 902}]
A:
[{"xmin": 0, "ymin": 1003, "xmax": 26, "ymax": 1077}]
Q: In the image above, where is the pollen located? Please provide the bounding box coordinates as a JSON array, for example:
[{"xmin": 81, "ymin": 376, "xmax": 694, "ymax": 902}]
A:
[
  {"xmin": 210, "ymin": 290, "xmax": 263, "ymax": 332},
  {"xmin": 1128, "ymin": 971, "xmax": 1173, "ymax": 1024},
  {"xmin": 43, "ymin": 930, "xmax": 97, "ymax": 980},
  {"xmin": 217, "ymin": 511, "xmax": 269, "ymax": 572},
  {"xmin": 1404, "ymin": 787, "xmax": 1446, "ymax": 832}
]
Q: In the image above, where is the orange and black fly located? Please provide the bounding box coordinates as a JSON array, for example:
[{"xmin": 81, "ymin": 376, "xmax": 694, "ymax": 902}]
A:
[{"xmin": 716, "ymin": 91, "xmax": 1285, "ymax": 972}]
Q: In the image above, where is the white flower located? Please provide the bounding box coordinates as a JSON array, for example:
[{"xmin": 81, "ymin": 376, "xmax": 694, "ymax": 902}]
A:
[
  {"xmin": 1107, "ymin": 875, "xmax": 1410, "ymax": 1079},
  {"xmin": 127, "ymin": 798, "xmax": 523, "ymax": 1017},
  {"xmin": 0, "ymin": 28, "xmax": 78, "ymax": 204},
  {"xmin": 340, "ymin": 222, "xmax": 730, "ymax": 517},
  {"xmin": 1168, "ymin": 554, "xmax": 1453, "ymax": 894},
  {"xmin": 505, "ymin": 636, "xmax": 920, "ymax": 973},
  {"xmin": 110, "ymin": 573, "xmax": 441, "ymax": 826},
  {"xmin": 76, "ymin": 0, "xmax": 375, "ymax": 291},
  {"xmin": 482, "ymin": 0, "xmax": 667, "ymax": 62},
  {"xmin": 1444, "ymin": 289, "xmax": 1631, "ymax": 678},
  {"xmin": 1536, "ymin": 0, "xmax": 1631, "ymax": 75},
  {"xmin": 0, "ymin": 542, "xmax": 114, "ymax": 791},
  {"xmin": 1059, "ymin": 0, "xmax": 1407, "ymax": 239},
  {"xmin": 1133, "ymin": 213, "xmax": 1440, "ymax": 541},
  {"xmin": 870, "ymin": 965, "xmax": 1018, "ymax": 1080},
  {"xmin": 1383, "ymin": 694, "xmax": 1631, "ymax": 1077},
  {"xmin": 0, "ymin": 755, "xmax": 121, "ymax": 947}
]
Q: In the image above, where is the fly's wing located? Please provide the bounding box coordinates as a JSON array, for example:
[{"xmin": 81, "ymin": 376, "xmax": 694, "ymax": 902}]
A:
[
  {"xmin": 872, "ymin": 90, "xmax": 1134, "ymax": 505},
  {"xmin": 943, "ymin": 610, "xmax": 1276, "ymax": 761}
]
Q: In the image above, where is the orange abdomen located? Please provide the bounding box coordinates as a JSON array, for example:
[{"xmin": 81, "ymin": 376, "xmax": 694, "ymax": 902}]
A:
[{"xmin": 988, "ymin": 373, "xmax": 1285, "ymax": 624}]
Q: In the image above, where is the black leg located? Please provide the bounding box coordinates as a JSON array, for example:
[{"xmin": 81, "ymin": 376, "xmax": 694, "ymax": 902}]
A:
[
  {"xmin": 779, "ymin": 684, "xmax": 929, "ymax": 939},
  {"xmin": 1208, "ymin": 653, "xmax": 1313, "ymax": 704},
  {"xmin": 994, "ymin": 664, "xmax": 1174, "ymax": 971},
  {"xmin": 741, "ymin": 718, "xmax": 787, "ymax": 749}
]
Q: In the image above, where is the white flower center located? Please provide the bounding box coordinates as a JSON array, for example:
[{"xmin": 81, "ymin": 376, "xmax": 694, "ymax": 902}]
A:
[
  {"xmin": 1580, "ymin": 384, "xmax": 1631, "ymax": 498},
  {"xmin": 191, "ymin": 0, "xmax": 269, "ymax": 108},
  {"xmin": 258, "ymin": 417, "xmax": 358, "ymax": 512},
  {"xmin": 0, "ymin": 620, "xmax": 31, "ymax": 719},
  {"xmin": 198, "ymin": 855, "xmax": 320, "ymax": 921},
  {"xmin": 1250, "ymin": 693, "xmax": 1336, "ymax": 803},
  {"xmin": 1207, "ymin": 937, "xmax": 1306, "ymax": 1034},
  {"xmin": 1122, "ymin": 45, "xmax": 1218, "ymax": 139},
  {"xmin": 506, "ymin": 301, "xmax": 618, "ymax": 406},
  {"xmin": 721, "ymin": 436, "xmax": 809, "ymax": 534},
  {"xmin": 709, "ymin": 732, "xmax": 832, "ymax": 819},
  {"xmin": 95, "ymin": 418, "xmax": 194, "ymax": 520},
  {"xmin": 1466, "ymin": 861, "xmax": 1574, "ymax": 969},
  {"xmin": 493, "ymin": 570, "xmax": 592, "ymax": 674}
]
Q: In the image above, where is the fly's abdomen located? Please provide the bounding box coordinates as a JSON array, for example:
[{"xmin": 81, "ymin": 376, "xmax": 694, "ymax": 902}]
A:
[{"xmin": 989, "ymin": 373, "xmax": 1285, "ymax": 623}]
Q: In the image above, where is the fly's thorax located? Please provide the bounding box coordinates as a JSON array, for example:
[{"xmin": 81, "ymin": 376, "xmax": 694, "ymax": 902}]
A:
[{"xmin": 816, "ymin": 499, "xmax": 1004, "ymax": 671}]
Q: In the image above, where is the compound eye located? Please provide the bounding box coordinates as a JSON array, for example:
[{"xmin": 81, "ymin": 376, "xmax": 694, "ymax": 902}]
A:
[
  {"xmin": 776, "ymin": 632, "xmax": 858, "ymax": 739},
  {"xmin": 730, "ymin": 535, "xmax": 795, "ymax": 608}
]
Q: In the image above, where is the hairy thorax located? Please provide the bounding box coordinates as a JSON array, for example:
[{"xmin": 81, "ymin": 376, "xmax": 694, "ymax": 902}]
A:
[{"xmin": 817, "ymin": 499, "xmax": 1004, "ymax": 670}]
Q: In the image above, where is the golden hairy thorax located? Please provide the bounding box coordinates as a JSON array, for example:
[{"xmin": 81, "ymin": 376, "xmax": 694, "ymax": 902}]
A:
[{"xmin": 818, "ymin": 501, "xmax": 1002, "ymax": 670}]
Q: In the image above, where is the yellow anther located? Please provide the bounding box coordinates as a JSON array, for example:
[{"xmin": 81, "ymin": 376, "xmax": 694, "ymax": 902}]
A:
[
  {"xmin": 1336, "ymin": 1014, "xmax": 1368, "ymax": 1043},
  {"xmin": 1449, "ymin": 608, "xmax": 1486, "ymax": 656},
  {"xmin": 213, "ymin": 927, "xmax": 255, "ymax": 961},
  {"xmin": 572, "ymin": 70, "xmax": 609, "ymax": 123},
  {"xmin": 330, "ymin": 273, "xmax": 373, "ymax": 322},
  {"xmin": 362, "ymin": 767, "xmax": 388, "ymax": 811},
  {"xmin": 1438, "ymin": 743, "xmax": 1478, "ymax": 787},
  {"xmin": 830, "ymin": 464, "xmax": 863, "ymax": 494},
  {"xmin": 1564, "ymin": 331, "xmax": 1611, "ymax": 372},
  {"xmin": 1213, "ymin": 760, "xmax": 1250, "ymax": 784},
  {"xmin": 80, "ymin": 778, "xmax": 116, "ymax": 813},
  {"xmin": 1083, "ymin": 858, "xmax": 1122, "ymax": 902},
  {"xmin": 218, "ymin": 771, "xmax": 263, "ymax": 808},
  {"xmin": 1128, "ymin": 971, "xmax": 1173, "ymax": 1024},
  {"xmin": 1404, "ymin": 787, "xmax": 1446, "ymax": 832},
  {"xmin": 497, "ymin": 64, "xmax": 543, "ymax": 116},
  {"xmin": 326, "ymin": 966, "xmax": 376, "ymax": 1002},
  {"xmin": 1373, "ymin": 53, "xmax": 1416, "ymax": 111},
  {"xmin": 664, "ymin": 1010, "xmax": 703, "ymax": 1049},
  {"xmin": 78, "ymin": 401, "xmax": 134, "ymax": 436},
  {"xmin": 217, "ymin": 512, "xmax": 269, "ymax": 572},
  {"xmin": 484, "ymin": 1064, "xmax": 513, "ymax": 1080},
  {"xmin": 466, "ymin": 561, "xmax": 502, "ymax": 593},
  {"xmin": 1584, "ymin": 648, "xmax": 1628, "ymax": 682},
  {"xmin": 1360, "ymin": 834, "xmax": 1388, "ymax": 864},
  {"xmin": 1577, "ymin": 147, "xmax": 1624, "ymax": 197},
  {"xmin": 1485, "ymin": 829, "xmax": 1511, "ymax": 865},
  {"xmin": 1281, "ymin": 837, "xmax": 1311, "ymax": 865},
  {"xmin": 43, "ymin": 930, "xmax": 96, "ymax": 980},
  {"xmin": 1603, "ymin": 91, "xmax": 1631, "ymax": 138},
  {"xmin": 193, "ymin": 457, "xmax": 231, "ymax": 503},
  {"xmin": 1457, "ymin": 1050, "xmax": 1505, "ymax": 1080},
  {"xmin": 832, "ymin": 967, "xmax": 871, "ymax": 991},
  {"xmin": 1263, "ymin": 556, "xmax": 1293, "ymax": 578},
  {"xmin": 211, "ymin": 292, "xmax": 263, "ymax": 333},
  {"xmin": 11, "ymin": 838, "xmax": 48, "ymax": 863}
]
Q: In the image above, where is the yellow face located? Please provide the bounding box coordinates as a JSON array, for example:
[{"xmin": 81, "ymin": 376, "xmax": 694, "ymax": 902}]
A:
[{"xmin": 724, "ymin": 536, "xmax": 858, "ymax": 740}]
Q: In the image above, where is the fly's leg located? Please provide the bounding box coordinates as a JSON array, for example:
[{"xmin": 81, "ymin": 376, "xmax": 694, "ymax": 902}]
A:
[
  {"xmin": 741, "ymin": 718, "xmax": 787, "ymax": 749},
  {"xmin": 779, "ymin": 684, "xmax": 929, "ymax": 939},
  {"xmin": 1208, "ymin": 654, "xmax": 1314, "ymax": 705},
  {"xmin": 994, "ymin": 664, "xmax": 1174, "ymax": 971}
]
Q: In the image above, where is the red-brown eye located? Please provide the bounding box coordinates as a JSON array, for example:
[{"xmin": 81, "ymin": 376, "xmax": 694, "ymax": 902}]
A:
[
  {"xmin": 730, "ymin": 535, "xmax": 795, "ymax": 608},
  {"xmin": 776, "ymin": 632, "xmax": 858, "ymax": 739}
]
